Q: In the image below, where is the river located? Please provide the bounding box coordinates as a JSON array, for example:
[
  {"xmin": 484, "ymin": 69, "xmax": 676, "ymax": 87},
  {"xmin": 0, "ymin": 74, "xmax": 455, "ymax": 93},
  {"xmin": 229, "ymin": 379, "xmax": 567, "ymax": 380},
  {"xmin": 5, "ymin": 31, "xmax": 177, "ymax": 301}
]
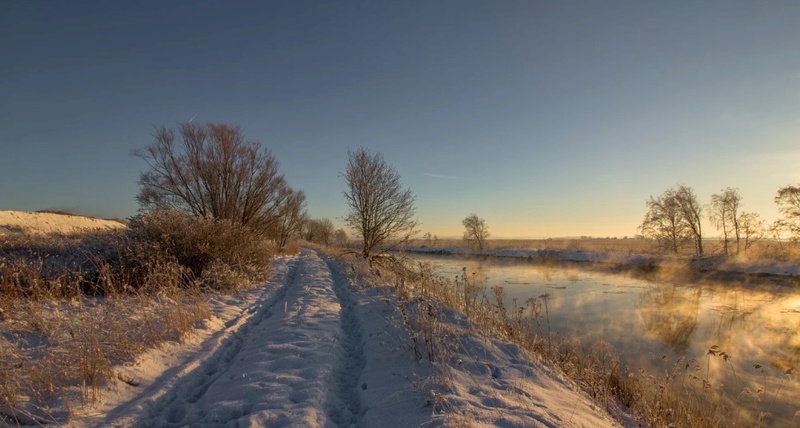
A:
[{"xmin": 405, "ymin": 252, "xmax": 800, "ymax": 426}]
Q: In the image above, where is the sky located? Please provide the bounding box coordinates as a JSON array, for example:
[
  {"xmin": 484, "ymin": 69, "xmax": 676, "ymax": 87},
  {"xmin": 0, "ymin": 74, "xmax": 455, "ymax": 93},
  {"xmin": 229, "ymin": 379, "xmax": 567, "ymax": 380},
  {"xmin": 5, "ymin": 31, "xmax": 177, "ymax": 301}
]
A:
[{"xmin": 2, "ymin": 1, "xmax": 800, "ymax": 238}]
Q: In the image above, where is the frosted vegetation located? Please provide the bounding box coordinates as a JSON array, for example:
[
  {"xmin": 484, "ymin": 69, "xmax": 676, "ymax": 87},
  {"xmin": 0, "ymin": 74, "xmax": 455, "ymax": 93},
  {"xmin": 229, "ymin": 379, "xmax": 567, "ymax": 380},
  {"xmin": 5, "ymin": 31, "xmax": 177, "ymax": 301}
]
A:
[{"xmin": 1, "ymin": 122, "xmax": 798, "ymax": 426}]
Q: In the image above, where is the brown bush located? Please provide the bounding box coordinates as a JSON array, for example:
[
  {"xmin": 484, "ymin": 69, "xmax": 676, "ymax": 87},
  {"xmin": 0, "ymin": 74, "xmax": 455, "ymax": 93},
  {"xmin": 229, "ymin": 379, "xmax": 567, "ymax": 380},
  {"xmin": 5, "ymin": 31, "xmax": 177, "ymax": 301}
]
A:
[
  {"xmin": 123, "ymin": 210, "xmax": 273, "ymax": 291},
  {"xmin": 1, "ymin": 210, "xmax": 273, "ymax": 299}
]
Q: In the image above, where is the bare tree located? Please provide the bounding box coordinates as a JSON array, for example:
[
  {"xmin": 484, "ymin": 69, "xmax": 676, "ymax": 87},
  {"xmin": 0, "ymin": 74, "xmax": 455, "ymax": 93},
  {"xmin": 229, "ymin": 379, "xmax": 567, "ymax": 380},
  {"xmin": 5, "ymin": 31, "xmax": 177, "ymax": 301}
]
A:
[
  {"xmin": 709, "ymin": 187, "xmax": 741, "ymax": 255},
  {"xmin": 674, "ymin": 185, "xmax": 704, "ymax": 256},
  {"xmin": 775, "ymin": 184, "xmax": 800, "ymax": 239},
  {"xmin": 421, "ymin": 232, "xmax": 438, "ymax": 247},
  {"xmin": 302, "ymin": 218, "xmax": 335, "ymax": 246},
  {"xmin": 133, "ymin": 122, "xmax": 291, "ymax": 234},
  {"xmin": 739, "ymin": 211, "xmax": 764, "ymax": 253},
  {"xmin": 462, "ymin": 213, "xmax": 490, "ymax": 250},
  {"xmin": 300, "ymin": 216, "xmax": 315, "ymax": 242},
  {"xmin": 641, "ymin": 185, "xmax": 704, "ymax": 256},
  {"xmin": 273, "ymin": 189, "xmax": 306, "ymax": 250},
  {"xmin": 343, "ymin": 147, "xmax": 418, "ymax": 261},
  {"xmin": 640, "ymin": 188, "xmax": 687, "ymax": 254},
  {"xmin": 332, "ymin": 229, "xmax": 348, "ymax": 246}
]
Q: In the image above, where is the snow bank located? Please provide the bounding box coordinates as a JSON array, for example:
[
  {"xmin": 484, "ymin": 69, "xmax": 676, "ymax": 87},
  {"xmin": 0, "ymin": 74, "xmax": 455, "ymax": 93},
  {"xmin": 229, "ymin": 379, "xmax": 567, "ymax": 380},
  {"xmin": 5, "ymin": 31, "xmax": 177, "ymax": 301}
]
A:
[
  {"xmin": 0, "ymin": 210, "xmax": 125, "ymax": 236},
  {"xmin": 427, "ymin": 307, "xmax": 620, "ymax": 427}
]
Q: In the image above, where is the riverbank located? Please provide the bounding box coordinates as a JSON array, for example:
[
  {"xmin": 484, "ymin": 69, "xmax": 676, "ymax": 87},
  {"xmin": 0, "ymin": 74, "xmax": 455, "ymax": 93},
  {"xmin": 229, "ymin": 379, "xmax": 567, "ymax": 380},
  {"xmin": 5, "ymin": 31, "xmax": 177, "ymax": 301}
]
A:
[
  {"xmin": 397, "ymin": 249, "xmax": 800, "ymax": 427},
  {"xmin": 400, "ymin": 245, "xmax": 800, "ymax": 284}
]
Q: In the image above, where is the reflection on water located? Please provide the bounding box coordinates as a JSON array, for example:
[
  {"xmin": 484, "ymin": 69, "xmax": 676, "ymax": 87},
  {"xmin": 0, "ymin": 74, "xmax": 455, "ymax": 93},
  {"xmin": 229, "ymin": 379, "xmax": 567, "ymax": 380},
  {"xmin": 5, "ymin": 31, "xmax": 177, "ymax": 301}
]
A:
[
  {"xmin": 639, "ymin": 286, "xmax": 700, "ymax": 354},
  {"xmin": 407, "ymin": 253, "xmax": 800, "ymax": 426}
]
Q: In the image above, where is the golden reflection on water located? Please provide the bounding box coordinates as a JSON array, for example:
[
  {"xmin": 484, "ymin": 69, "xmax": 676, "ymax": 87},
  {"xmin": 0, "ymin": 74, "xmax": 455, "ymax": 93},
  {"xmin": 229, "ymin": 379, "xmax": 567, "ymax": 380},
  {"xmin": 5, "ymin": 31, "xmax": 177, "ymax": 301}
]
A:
[
  {"xmin": 639, "ymin": 286, "xmax": 701, "ymax": 354},
  {"xmin": 638, "ymin": 283, "xmax": 799, "ymax": 424},
  {"xmin": 410, "ymin": 253, "xmax": 800, "ymax": 426}
]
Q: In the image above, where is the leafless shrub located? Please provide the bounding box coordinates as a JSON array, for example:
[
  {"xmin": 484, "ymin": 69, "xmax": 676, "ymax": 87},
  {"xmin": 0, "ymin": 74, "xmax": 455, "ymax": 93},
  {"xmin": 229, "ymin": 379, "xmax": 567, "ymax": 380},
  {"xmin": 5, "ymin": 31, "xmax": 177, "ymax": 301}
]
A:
[{"xmin": 122, "ymin": 210, "xmax": 272, "ymax": 291}]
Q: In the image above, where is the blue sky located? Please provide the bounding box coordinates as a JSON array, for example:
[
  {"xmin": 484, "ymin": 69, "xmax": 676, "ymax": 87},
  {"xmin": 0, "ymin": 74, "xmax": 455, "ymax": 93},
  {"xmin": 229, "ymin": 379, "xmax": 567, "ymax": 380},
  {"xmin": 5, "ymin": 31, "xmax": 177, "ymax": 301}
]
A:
[{"xmin": 2, "ymin": 1, "xmax": 800, "ymax": 238}]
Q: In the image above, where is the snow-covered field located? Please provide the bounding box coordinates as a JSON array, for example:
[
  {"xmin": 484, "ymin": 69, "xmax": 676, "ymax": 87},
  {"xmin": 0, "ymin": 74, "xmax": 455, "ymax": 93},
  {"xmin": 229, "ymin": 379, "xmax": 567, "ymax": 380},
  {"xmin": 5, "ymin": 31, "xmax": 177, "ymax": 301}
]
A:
[
  {"xmin": 0, "ymin": 210, "xmax": 125, "ymax": 236},
  {"xmin": 56, "ymin": 248, "xmax": 618, "ymax": 427}
]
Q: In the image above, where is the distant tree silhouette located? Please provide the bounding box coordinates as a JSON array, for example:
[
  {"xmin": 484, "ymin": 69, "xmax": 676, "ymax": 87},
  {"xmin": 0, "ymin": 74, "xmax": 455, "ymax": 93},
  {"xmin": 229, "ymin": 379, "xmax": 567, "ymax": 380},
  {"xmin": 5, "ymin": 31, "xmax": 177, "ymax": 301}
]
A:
[
  {"xmin": 674, "ymin": 185, "xmax": 703, "ymax": 256},
  {"xmin": 273, "ymin": 188, "xmax": 306, "ymax": 250},
  {"xmin": 332, "ymin": 229, "xmax": 348, "ymax": 246},
  {"xmin": 739, "ymin": 211, "xmax": 764, "ymax": 252},
  {"xmin": 775, "ymin": 184, "xmax": 800, "ymax": 239},
  {"xmin": 462, "ymin": 214, "xmax": 490, "ymax": 250},
  {"xmin": 640, "ymin": 188, "xmax": 687, "ymax": 254},
  {"xmin": 709, "ymin": 187, "xmax": 741, "ymax": 255},
  {"xmin": 640, "ymin": 185, "xmax": 704, "ymax": 256},
  {"xmin": 302, "ymin": 217, "xmax": 335, "ymax": 246}
]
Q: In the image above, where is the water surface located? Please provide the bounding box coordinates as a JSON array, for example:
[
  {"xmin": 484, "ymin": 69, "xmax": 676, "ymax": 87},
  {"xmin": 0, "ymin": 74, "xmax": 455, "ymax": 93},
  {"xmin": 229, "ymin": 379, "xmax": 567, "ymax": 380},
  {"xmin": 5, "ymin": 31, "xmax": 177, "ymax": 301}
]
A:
[{"xmin": 406, "ymin": 252, "xmax": 800, "ymax": 426}]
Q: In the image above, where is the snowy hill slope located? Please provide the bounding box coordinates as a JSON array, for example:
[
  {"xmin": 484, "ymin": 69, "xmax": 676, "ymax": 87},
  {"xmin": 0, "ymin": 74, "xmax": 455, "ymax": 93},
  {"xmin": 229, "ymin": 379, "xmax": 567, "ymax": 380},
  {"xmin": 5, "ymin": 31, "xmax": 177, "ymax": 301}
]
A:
[{"xmin": 0, "ymin": 210, "xmax": 125, "ymax": 236}]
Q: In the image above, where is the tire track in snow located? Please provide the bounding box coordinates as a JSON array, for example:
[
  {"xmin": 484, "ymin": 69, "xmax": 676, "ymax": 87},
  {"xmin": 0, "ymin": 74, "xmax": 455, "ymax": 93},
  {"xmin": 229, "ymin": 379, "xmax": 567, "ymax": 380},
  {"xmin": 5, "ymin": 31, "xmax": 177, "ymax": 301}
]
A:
[
  {"xmin": 174, "ymin": 260, "xmax": 301, "ymax": 411},
  {"xmin": 102, "ymin": 249, "xmax": 438, "ymax": 427},
  {"xmin": 323, "ymin": 254, "xmax": 367, "ymax": 427},
  {"xmin": 129, "ymin": 249, "xmax": 356, "ymax": 427},
  {"xmin": 130, "ymin": 256, "xmax": 301, "ymax": 427}
]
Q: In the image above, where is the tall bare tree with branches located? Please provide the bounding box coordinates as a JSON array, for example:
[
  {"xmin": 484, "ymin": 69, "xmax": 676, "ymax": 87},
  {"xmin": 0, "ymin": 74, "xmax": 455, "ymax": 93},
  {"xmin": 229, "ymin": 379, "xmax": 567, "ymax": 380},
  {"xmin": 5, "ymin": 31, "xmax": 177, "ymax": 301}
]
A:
[
  {"xmin": 709, "ymin": 187, "xmax": 741, "ymax": 255},
  {"xmin": 674, "ymin": 185, "xmax": 704, "ymax": 256},
  {"xmin": 739, "ymin": 211, "xmax": 764, "ymax": 253},
  {"xmin": 640, "ymin": 188, "xmax": 687, "ymax": 254},
  {"xmin": 133, "ymin": 122, "xmax": 294, "ymax": 235},
  {"xmin": 775, "ymin": 184, "xmax": 800, "ymax": 239},
  {"xmin": 640, "ymin": 185, "xmax": 704, "ymax": 256},
  {"xmin": 343, "ymin": 148, "xmax": 418, "ymax": 261},
  {"xmin": 273, "ymin": 188, "xmax": 306, "ymax": 250}
]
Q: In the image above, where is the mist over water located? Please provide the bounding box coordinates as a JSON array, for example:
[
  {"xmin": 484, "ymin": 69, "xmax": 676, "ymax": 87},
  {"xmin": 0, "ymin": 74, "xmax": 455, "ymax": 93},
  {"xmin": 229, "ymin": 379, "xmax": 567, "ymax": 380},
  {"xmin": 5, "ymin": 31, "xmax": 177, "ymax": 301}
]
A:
[{"xmin": 407, "ymin": 253, "xmax": 800, "ymax": 426}]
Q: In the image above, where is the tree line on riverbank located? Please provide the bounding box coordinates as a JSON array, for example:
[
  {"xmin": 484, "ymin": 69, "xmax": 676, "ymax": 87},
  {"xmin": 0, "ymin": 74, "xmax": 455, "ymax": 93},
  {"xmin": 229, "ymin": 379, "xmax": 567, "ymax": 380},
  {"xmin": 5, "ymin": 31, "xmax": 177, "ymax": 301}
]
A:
[{"xmin": 637, "ymin": 184, "xmax": 800, "ymax": 258}]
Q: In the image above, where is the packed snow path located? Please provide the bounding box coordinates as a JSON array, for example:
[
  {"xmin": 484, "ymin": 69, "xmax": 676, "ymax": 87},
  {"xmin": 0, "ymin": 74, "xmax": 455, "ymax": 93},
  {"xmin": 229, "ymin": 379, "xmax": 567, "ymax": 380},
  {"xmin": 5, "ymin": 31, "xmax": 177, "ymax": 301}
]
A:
[
  {"xmin": 89, "ymin": 248, "xmax": 617, "ymax": 427},
  {"xmin": 121, "ymin": 248, "xmax": 423, "ymax": 427}
]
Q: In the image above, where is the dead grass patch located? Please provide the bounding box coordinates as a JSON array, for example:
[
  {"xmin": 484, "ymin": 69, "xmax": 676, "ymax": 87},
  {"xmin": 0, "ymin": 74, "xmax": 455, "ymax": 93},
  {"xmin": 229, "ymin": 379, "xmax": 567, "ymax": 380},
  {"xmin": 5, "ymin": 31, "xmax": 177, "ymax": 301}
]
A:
[
  {"xmin": 0, "ymin": 211, "xmax": 273, "ymax": 423},
  {"xmin": 0, "ymin": 291, "xmax": 210, "ymax": 423}
]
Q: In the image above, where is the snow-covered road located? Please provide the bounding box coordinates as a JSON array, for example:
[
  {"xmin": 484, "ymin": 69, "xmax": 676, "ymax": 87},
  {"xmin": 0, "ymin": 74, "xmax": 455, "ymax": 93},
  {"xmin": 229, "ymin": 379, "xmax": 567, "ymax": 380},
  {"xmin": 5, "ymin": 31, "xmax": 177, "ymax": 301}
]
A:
[
  {"xmin": 72, "ymin": 248, "xmax": 619, "ymax": 428},
  {"xmin": 97, "ymin": 248, "xmax": 432, "ymax": 428}
]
